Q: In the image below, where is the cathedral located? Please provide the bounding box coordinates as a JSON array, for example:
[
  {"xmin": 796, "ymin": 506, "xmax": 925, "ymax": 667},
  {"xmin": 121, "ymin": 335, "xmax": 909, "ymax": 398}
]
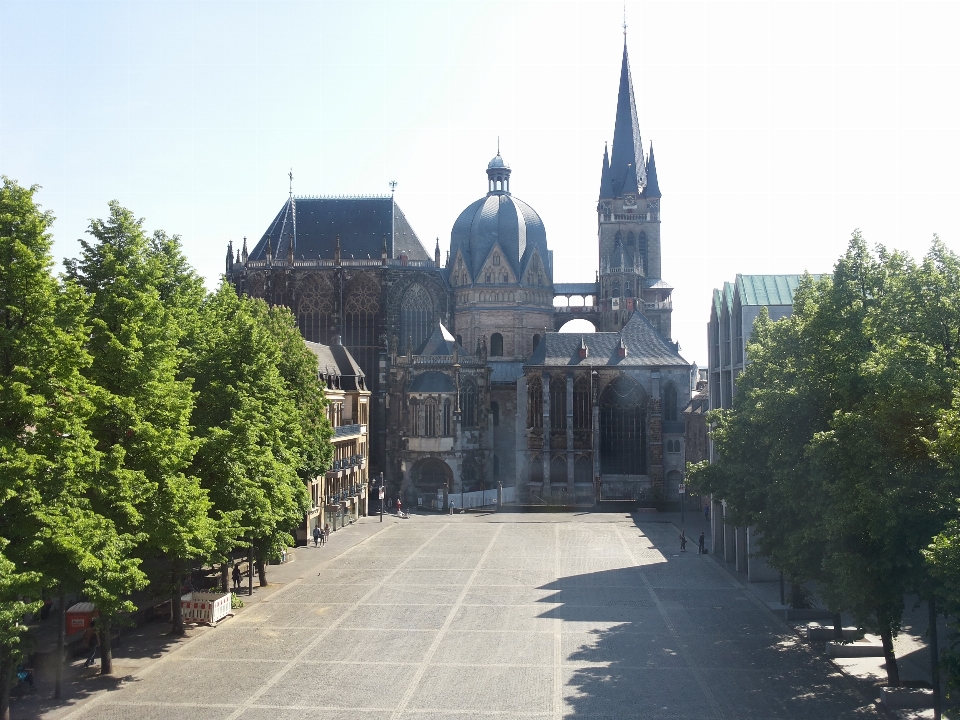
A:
[{"xmin": 226, "ymin": 39, "xmax": 692, "ymax": 506}]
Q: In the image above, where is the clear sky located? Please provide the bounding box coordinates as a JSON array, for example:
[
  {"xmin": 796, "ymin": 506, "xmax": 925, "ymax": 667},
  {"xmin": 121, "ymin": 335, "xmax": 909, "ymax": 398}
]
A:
[{"xmin": 2, "ymin": 0, "xmax": 958, "ymax": 366}]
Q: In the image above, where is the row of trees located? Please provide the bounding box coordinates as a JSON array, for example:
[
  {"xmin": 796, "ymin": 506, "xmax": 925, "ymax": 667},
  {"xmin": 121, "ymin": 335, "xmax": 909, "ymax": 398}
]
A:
[
  {"xmin": 0, "ymin": 179, "xmax": 333, "ymax": 716},
  {"xmin": 690, "ymin": 233, "xmax": 960, "ymax": 695}
]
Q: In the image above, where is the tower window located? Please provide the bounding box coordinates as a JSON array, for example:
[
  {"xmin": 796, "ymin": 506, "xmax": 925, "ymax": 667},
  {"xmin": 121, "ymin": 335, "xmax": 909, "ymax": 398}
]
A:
[
  {"xmin": 485, "ymin": 272, "xmax": 491, "ymax": 283},
  {"xmin": 490, "ymin": 333, "xmax": 504, "ymax": 357}
]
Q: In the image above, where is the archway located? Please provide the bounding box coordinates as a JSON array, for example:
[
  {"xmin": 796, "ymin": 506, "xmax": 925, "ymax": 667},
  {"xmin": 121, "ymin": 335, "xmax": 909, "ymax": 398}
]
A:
[
  {"xmin": 411, "ymin": 457, "xmax": 453, "ymax": 493},
  {"xmin": 599, "ymin": 375, "xmax": 646, "ymax": 475}
]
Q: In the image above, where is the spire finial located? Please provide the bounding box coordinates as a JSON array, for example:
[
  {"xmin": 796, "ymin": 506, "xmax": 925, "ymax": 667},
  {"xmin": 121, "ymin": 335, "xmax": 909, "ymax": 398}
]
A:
[
  {"xmin": 288, "ymin": 168, "xmax": 293, "ymax": 197},
  {"xmin": 623, "ymin": 3, "xmax": 627, "ymax": 41},
  {"xmin": 389, "ymin": 180, "xmax": 398, "ymax": 195},
  {"xmin": 497, "ymin": 136, "xmax": 500, "ymax": 155}
]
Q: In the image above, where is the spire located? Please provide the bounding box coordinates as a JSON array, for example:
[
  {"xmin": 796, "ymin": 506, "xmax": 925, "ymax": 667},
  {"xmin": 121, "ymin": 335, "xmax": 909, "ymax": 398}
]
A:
[
  {"xmin": 241, "ymin": 236, "xmax": 248, "ymax": 262},
  {"xmin": 599, "ymin": 143, "xmax": 614, "ymax": 199},
  {"xmin": 643, "ymin": 143, "xmax": 661, "ymax": 198},
  {"xmin": 434, "ymin": 238, "xmax": 441, "ymax": 267},
  {"xmin": 609, "ymin": 42, "xmax": 645, "ymax": 197}
]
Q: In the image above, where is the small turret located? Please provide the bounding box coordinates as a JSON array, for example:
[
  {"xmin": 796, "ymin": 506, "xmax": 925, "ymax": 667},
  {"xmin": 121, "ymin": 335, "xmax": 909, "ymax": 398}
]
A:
[
  {"xmin": 226, "ymin": 240, "xmax": 234, "ymax": 272},
  {"xmin": 643, "ymin": 143, "xmax": 661, "ymax": 198},
  {"xmin": 435, "ymin": 238, "xmax": 441, "ymax": 267},
  {"xmin": 266, "ymin": 236, "xmax": 273, "ymax": 263},
  {"xmin": 241, "ymin": 236, "xmax": 248, "ymax": 262}
]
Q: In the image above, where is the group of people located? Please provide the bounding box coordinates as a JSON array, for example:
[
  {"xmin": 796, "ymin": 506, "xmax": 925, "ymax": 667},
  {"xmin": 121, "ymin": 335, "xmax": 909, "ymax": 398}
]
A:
[
  {"xmin": 312, "ymin": 523, "xmax": 331, "ymax": 547},
  {"xmin": 678, "ymin": 529, "xmax": 707, "ymax": 554}
]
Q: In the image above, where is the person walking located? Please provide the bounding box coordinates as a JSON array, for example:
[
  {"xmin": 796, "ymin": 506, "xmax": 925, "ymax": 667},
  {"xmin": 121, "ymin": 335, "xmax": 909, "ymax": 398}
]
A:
[
  {"xmin": 232, "ymin": 563, "xmax": 242, "ymax": 590},
  {"xmin": 698, "ymin": 531, "xmax": 705, "ymax": 554},
  {"xmin": 324, "ymin": 523, "xmax": 330, "ymax": 541},
  {"xmin": 313, "ymin": 525, "xmax": 321, "ymax": 547},
  {"xmin": 679, "ymin": 528, "xmax": 687, "ymax": 552},
  {"xmin": 83, "ymin": 624, "xmax": 100, "ymax": 668}
]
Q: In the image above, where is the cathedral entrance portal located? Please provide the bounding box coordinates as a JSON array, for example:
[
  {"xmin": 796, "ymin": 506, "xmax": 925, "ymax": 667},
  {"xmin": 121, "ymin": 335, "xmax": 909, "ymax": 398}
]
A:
[{"xmin": 411, "ymin": 457, "xmax": 453, "ymax": 494}]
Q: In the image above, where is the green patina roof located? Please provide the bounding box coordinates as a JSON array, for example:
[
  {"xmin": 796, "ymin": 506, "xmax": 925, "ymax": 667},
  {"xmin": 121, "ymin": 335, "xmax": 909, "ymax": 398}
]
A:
[{"xmin": 736, "ymin": 274, "xmax": 822, "ymax": 306}]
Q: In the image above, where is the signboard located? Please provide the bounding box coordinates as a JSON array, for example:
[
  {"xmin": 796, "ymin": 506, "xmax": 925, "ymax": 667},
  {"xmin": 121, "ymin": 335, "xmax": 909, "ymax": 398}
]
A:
[
  {"xmin": 678, "ymin": 483, "xmax": 686, "ymax": 494},
  {"xmin": 611, "ymin": 297, "xmax": 621, "ymax": 311},
  {"xmin": 378, "ymin": 487, "xmax": 384, "ymax": 499}
]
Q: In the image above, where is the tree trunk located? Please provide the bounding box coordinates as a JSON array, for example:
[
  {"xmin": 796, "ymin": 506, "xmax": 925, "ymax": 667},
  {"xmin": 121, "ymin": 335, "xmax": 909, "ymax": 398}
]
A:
[
  {"xmin": 170, "ymin": 566, "xmax": 185, "ymax": 636},
  {"xmin": 879, "ymin": 627, "xmax": 900, "ymax": 686},
  {"xmin": 256, "ymin": 557, "xmax": 267, "ymax": 586},
  {"xmin": 99, "ymin": 616, "xmax": 112, "ymax": 675},
  {"xmin": 247, "ymin": 548, "xmax": 253, "ymax": 596},
  {"xmin": 1, "ymin": 653, "xmax": 13, "ymax": 720},
  {"xmin": 55, "ymin": 587, "xmax": 66, "ymax": 698},
  {"xmin": 833, "ymin": 613, "xmax": 843, "ymax": 641},
  {"xmin": 220, "ymin": 563, "xmax": 229, "ymax": 593}
]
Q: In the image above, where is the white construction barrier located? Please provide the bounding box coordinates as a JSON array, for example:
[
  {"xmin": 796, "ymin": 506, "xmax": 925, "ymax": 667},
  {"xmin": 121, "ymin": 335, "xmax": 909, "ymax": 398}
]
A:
[
  {"xmin": 181, "ymin": 592, "xmax": 232, "ymax": 624},
  {"xmin": 452, "ymin": 486, "xmax": 515, "ymax": 510}
]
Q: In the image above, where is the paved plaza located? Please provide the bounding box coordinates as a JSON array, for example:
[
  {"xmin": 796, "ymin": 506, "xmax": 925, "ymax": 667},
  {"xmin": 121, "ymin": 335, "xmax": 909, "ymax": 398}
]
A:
[{"xmin": 60, "ymin": 513, "xmax": 881, "ymax": 719}]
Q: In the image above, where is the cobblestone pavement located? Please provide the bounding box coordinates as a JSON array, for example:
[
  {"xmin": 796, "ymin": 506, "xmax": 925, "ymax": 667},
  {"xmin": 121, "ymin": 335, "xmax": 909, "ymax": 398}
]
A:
[{"xmin": 58, "ymin": 512, "xmax": 883, "ymax": 719}]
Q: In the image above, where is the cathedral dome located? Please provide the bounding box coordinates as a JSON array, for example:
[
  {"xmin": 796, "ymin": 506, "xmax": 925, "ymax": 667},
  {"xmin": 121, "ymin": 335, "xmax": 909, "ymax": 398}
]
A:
[
  {"xmin": 487, "ymin": 153, "xmax": 509, "ymax": 169},
  {"xmin": 448, "ymin": 168, "xmax": 550, "ymax": 287}
]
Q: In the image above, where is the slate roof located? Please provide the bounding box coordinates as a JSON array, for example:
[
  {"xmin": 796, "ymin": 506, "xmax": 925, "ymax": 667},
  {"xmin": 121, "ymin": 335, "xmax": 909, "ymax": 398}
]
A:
[
  {"xmin": 248, "ymin": 196, "xmax": 429, "ymax": 262},
  {"xmin": 736, "ymin": 274, "xmax": 822, "ymax": 306},
  {"xmin": 524, "ymin": 311, "xmax": 689, "ymax": 368},
  {"xmin": 489, "ymin": 361, "xmax": 524, "ymax": 384},
  {"xmin": 409, "ymin": 371, "xmax": 456, "ymax": 393},
  {"xmin": 643, "ymin": 144, "xmax": 661, "ymax": 198},
  {"xmin": 448, "ymin": 189, "xmax": 551, "ymax": 286},
  {"xmin": 415, "ymin": 323, "xmax": 467, "ymax": 357},
  {"xmin": 554, "ymin": 282, "xmax": 599, "ymax": 296},
  {"xmin": 305, "ymin": 340, "xmax": 366, "ymax": 392},
  {"xmin": 609, "ymin": 43, "xmax": 646, "ymax": 198}
]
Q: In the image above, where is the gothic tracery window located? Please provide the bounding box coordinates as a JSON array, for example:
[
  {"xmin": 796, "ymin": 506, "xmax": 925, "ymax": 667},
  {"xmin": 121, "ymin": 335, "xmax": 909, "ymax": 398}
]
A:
[
  {"xmin": 460, "ymin": 377, "xmax": 479, "ymax": 428},
  {"xmin": 490, "ymin": 333, "xmax": 504, "ymax": 357},
  {"xmin": 400, "ymin": 283, "xmax": 435, "ymax": 355},
  {"xmin": 550, "ymin": 376, "xmax": 566, "ymax": 430},
  {"xmin": 600, "ymin": 375, "xmax": 646, "ymax": 475},
  {"xmin": 573, "ymin": 375, "xmax": 591, "ymax": 429},
  {"xmin": 528, "ymin": 377, "xmax": 543, "ymax": 428},
  {"xmin": 664, "ymin": 385, "xmax": 678, "ymax": 422}
]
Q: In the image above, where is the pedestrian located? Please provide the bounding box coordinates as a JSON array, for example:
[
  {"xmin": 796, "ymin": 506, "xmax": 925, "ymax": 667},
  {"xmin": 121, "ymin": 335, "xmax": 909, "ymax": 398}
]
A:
[
  {"xmin": 698, "ymin": 531, "xmax": 705, "ymax": 554},
  {"xmin": 324, "ymin": 523, "xmax": 330, "ymax": 540},
  {"xmin": 313, "ymin": 525, "xmax": 321, "ymax": 547},
  {"xmin": 84, "ymin": 624, "xmax": 100, "ymax": 668},
  {"xmin": 679, "ymin": 528, "xmax": 687, "ymax": 552},
  {"xmin": 232, "ymin": 564, "xmax": 242, "ymax": 590},
  {"xmin": 397, "ymin": 498, "xmax": 402, "ymax": 516}
]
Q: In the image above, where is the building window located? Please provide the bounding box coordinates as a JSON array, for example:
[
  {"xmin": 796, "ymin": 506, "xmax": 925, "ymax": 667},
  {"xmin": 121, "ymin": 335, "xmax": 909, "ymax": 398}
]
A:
[
  {"xmin": 600, "ymin": 375, "xmax": 646, "ymax": 475},
  {"xmin": 573, "ymin": 375, "xmax": 590, "ymax": 429},
  {"xmin": 550, "ymin": 376, "xmax": 566, "ymax": 430},
  {"xmin": 456, "ymin": 334, "xmax": 463, "ymax": 347},
  {"xmin": 424, "ymin": 400, "xmax": 438, "ymax": 437},
  {"xmin": 490, "ymin": 333, "xmax": 504, "ymax": 357},
  {"xmin": 460, "ymin": 377, "xmax": 479, "ymax": 428},
  {"xmin": 443, "ymin": 399, "xmax": 451, "ymax": 436},
  {"xmin": 528, "ymin": 378, "xmax": 543, "ymax": 428},
  {"xmin": 613, "ymin": 280, "xmax": 620, "ymax": 298},
  {"xmin": 485, "ymin": 272, "xmax": 491, "ymax": 283},
  {"xmin": 664, "ymin": 385, "xmax": 678, "ymax": 422},
  {"xmin": 550, "ymin": 455, "xmax": 566, "ymax": 484},
  {"xmin": 491, "ymin": 401, "xmax": 500, "ymax": 427},
  {"xmin": 494, "ymin": 253, "xmax": 500, "ymax": 266},
  {"xmin": 532, "ymin": 334, "xmax": 541, "ymax": 352},
  {"xmin": 400, "ymin": 283, "xmax": 435, "ymax": 355}
]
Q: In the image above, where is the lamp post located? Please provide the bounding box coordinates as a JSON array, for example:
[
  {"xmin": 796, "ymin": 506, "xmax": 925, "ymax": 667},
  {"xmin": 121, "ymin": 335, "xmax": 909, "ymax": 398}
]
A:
[{"xmin": 379, "ymin": 472, "xmax": 384, "ymax": 523}]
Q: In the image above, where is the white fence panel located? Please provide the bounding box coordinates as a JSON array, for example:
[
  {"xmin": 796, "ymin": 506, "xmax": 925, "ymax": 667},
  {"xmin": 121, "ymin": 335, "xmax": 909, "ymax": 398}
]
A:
[{"xmin": 452, "ymin": 486, "xmax": 515, "ymax": 509}]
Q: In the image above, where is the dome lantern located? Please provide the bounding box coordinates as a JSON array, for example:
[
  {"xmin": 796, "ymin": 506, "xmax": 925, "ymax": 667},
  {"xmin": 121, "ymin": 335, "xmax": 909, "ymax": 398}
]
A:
[{"xmin": 486, "ymin": 152, "xmax": 511, "ymax": 195}]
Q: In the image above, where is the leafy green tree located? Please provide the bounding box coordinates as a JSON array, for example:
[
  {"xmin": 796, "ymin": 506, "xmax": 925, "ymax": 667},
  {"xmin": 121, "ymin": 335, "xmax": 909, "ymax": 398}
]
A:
[
  {"xmin": 0, "ymin": 544, "xmax": 41, "ymax": 720},
  {"xmin": 0, "ymin": 178, "xmax": 107, "ymax": 709},
  {"xmin": 66, "ymin": 202, "xmax": 216, "ymax": 657},
  {"xmin": 184, "ymin": 284, "xmax": 310, "ymax": 588},
  {"xmin": 692, "ymin": 233, "xmax": 960, "ymax": 685}
]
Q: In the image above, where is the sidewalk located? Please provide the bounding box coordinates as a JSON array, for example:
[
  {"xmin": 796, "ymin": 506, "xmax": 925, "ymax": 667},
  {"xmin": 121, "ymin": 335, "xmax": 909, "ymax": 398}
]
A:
[
  {"xmin": 10, "ymin": 515, "xmax": 397, "ymax": 720},
  {"xmin": 646, "ymin": 508, "xmax": 951, "ymax": 718}
]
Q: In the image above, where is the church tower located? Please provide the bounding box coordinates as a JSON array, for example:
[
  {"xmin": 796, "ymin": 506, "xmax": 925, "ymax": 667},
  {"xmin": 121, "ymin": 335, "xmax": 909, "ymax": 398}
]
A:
[{"xmin": 597, "ymin": 40, "xmax": 671, "ymax": 339}]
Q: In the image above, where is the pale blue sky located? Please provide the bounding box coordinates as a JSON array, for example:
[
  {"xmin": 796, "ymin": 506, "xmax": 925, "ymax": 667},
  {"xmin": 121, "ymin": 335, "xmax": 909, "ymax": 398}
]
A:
[{"xmin": 2, "ymin": 0, "xmax": 958, "ymax": 365}]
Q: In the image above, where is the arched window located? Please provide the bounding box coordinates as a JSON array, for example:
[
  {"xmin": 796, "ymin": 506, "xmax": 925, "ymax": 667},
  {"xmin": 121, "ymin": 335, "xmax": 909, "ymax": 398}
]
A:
[
  {"xmin": 550, "ymin": 376, "xmax": 566, "ymax": 430},
  {"xmin": 491, "ymin": 401, "xmax": 500, "ymax": 427},
  {"xmin": 490, "ymin": 333, "xmax": 504, "ymax": 357},
  {"xmin": 400, "ymin": 284, "xmax": 435, "ymax": 355},
  {"xmin": 502, "ymin": 272, "xmax": 509, "ymax": 283},
  {"xmin": 485, "ymin": 272, "xmax": 491, "ymax": 283},
  {"xmin": 573, "ymin": 376, "xmax": 591, "ymax": 429},
  {"xmin": 550, "ymin": 455, "xmax": 567, "ymax": 484},
  {"xmin": 410, "ymin": 398, "xmax": 420, "ymax": 436},
  {"xmin": 456, "ymin": 334, "xmax": 463, "ymax": 347},
  {"xmin": 600, "ymin": 375, "xmax": 646, "ymax": 475},
  {"xmin": 528, "ymin": 378, "xmax": 543, "ymax": 428},
  {"xmin": 443, "ymin": 398, "xmax": 452, "ymax": 436},
  {"xmin": 530, "ymin": 455, "xmax": 543, "ymax": 484},
  {"xmin": 613, "ymin": 280, "xmax": 620, "ymax": 298},
  {"xmin": 575, "ymin": 456, "xmax": 592, "ymax": 484},
  {"xmin": 625, "ymin": 281, "xmax": 632, "ymax": 298},
  {"xmin": 532, "ymin": 334, "xmax": 541, "ymax": 352},
  {"xmin": 626, "ymin": 231, "xmax": 635, "ymax": 246},
  {"xmin": 460, "ymin": 377, "xmax": 479, "ymax": 428},
  {"xmin": 664, "ymin": 385, "xmax": 678, "ymax": 422},
  {"xmin": 424, "ymin": 400, "xmax": 438, "ymax": 437}
]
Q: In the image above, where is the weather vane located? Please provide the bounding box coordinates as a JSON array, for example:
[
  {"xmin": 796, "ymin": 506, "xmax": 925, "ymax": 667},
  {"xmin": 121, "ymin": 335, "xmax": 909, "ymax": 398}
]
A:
[
  {"xmin": 389, "ymin": 180, "xmax": 398, "ymax": 195},
  {"xmin": 288, "ymin": 168, "xmax": 293, "ymax": 197},
  {"xmin": 623, "ymin": 3, "xmax": 628, "ymax": 38}
]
